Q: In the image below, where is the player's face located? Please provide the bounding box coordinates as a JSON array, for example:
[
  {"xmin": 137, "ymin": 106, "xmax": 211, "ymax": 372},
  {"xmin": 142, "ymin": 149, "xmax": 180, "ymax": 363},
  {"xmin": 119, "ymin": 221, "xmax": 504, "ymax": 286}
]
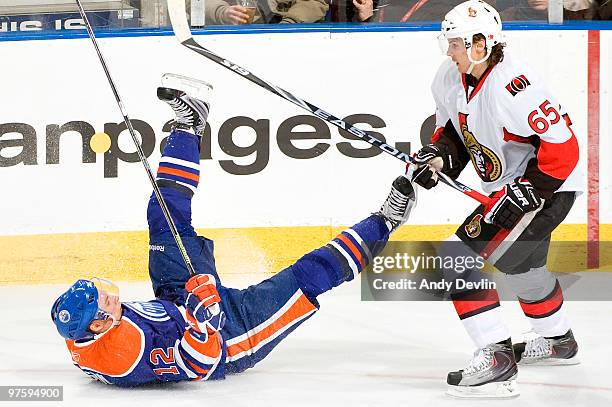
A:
[
  {"xmin": 87, "ymin": 280, "xmax": 122, "ymax": 335},
  {"xmin": 97, "ymin": 288, "xmax": 122, "ymax": 319},
  {"xmin": 446, "ymin": 38, "xmax": 472, "ymax": 74},
  {"xmin": 92, "ymin": 277, "xmax": 122, "ymax": 322},
  {"xmin": 447, "ymin": 38, "xmax": 489, "ymax": 75}
]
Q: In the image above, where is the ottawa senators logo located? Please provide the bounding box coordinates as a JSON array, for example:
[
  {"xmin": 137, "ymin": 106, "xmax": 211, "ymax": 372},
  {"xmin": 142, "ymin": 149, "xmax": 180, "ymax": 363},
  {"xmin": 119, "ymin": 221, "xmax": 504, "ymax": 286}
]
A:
[
  {"xmin": 505, "ymin": 75, "xmax": 531, "ymax": 96},
  {"xmin": 465, "ymin": 214, "xmax": 483, "ymax": 238},
  {"xmin": 458, "ymin": 113, "xmax": 502, "ymax": 182}
]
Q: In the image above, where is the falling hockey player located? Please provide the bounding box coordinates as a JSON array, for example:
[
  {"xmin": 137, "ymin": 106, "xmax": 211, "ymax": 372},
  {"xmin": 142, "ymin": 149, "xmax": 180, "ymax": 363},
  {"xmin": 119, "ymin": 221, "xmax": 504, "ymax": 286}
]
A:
[
  {"xmin": 409, "ymin": 0, "xmax": 582, "ymax": 398},
  {"xmin": 51, "ymin": 75, "xmax": 417, "ymax": 386}
]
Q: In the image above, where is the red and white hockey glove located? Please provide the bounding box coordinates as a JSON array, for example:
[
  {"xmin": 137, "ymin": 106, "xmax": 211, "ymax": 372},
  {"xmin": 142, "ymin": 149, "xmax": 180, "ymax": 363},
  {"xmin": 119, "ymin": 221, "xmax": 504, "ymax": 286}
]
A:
[
  {"xmin": 408, "ymin": 144, "xmax": 445, "ymax": 190},
  {"xmin": 483, "ymin": 178, "xmax": 542, "ymax": 230},
  {"xmin": 185, "ymin": 274, "xmax": 226, "ymax": 338}
]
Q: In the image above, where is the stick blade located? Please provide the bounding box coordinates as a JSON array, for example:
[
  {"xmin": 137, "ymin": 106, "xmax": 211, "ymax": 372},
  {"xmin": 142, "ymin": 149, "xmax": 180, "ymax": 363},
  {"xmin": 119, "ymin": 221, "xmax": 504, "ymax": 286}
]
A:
[{"xmin": 167, "ymin": 0, "xmax": 193, "ymax": 43}]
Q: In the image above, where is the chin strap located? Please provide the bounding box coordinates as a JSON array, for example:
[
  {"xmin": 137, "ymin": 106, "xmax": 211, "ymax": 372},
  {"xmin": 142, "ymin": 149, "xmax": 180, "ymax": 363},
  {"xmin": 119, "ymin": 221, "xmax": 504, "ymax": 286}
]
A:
[
  {"xmin": 466, "ymin": 47, "xmax": 492, "ymax": 75},
  {"xmin": 92, "ymin": 315, "xmax": 121, "ymax": 341}
]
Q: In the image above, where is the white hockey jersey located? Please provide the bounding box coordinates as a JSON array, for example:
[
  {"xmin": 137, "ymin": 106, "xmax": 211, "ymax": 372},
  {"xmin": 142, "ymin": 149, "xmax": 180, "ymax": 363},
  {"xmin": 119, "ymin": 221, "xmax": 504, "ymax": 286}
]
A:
[{"xmin": 431, "ymin": 53, "xmax": 583, "ymax": 197}]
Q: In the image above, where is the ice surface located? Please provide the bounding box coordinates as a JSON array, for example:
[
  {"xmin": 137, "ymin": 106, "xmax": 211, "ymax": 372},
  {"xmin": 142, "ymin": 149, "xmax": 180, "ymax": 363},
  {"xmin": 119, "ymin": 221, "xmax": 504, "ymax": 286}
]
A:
[{"xmin": 1, "ymin": 279, "xmax": 610, "ymax": 406}]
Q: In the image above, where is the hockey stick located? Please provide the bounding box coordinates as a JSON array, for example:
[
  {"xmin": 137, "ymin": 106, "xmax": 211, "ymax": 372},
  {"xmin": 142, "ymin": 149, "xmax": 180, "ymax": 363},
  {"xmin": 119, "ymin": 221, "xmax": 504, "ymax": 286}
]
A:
[
  {"xmin": 166, "ymin": 0, "xmax": 490, "ymax": 206},
  {"xmin": 75, "ymin": 0, "xmax": 197, "ymax": 276}
]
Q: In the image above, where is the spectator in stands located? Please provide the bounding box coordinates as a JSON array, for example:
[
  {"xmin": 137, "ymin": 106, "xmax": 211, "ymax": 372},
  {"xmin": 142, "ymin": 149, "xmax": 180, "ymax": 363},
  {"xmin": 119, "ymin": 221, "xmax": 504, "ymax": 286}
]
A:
[
  {"xmin": 352, "ymin": 0, "xmax": 376, "ymax": 21},
  {"xmin": 587, "ymin": 0, "xmax": 611, "ymax": 18},
  {"xmin": 205, "ymin": 0, "xmax": 328, "ymax": 24},
  {"xmin": 497, "ymin": 0, "xmax": 592, "ymax": 20},
  {"xmin": 346, "ymin": 0, "xmax": 465, "ymax": 23}
]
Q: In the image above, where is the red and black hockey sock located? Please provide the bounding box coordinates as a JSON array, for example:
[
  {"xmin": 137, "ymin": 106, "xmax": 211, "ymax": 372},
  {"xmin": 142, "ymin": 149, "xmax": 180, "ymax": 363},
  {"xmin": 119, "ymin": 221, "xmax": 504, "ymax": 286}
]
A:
[
  {"xmin": 452, "ymin": 288, "xmax": 501, "ymax": 320},
  {"xmin": 518, "ymin": 279, "xmax": 570, "ymax": 337},
  {"xmin": 518, "ymin": 279, "xmax": 563, "ymax": 319}
]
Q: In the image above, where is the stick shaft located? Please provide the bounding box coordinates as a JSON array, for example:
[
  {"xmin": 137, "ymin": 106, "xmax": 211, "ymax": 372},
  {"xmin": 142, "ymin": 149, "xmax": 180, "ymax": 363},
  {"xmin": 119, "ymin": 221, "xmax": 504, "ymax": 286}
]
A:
[
  {"xmin": 166, "ymin": 0, "xmax": 490, "ymax": 205},
  {"xmin": 76, "ymin": 0, "xmax": 196, "ymax": 275}
]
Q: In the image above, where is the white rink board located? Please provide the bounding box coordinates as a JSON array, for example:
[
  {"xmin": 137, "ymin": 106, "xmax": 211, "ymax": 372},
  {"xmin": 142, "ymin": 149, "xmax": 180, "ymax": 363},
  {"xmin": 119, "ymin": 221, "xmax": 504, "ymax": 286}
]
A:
[{"xmin": 0, "ymin": 30, "xmax": 599, "ymax": 235}]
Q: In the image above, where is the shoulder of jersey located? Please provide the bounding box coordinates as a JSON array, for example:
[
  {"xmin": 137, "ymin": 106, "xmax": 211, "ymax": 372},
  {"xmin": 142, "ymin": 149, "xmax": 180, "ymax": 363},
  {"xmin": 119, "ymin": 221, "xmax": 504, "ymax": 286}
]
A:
[
  {"xmin": 433, "ymin": 59, "xmax": 460, "ymax": 90},
  {"xmin": 65, "ymin": 316, "xmax": 146, "ymax": 377},
  {"xmin": 490, "ymin": 53, "xmax": 540, "ymax": 100}
]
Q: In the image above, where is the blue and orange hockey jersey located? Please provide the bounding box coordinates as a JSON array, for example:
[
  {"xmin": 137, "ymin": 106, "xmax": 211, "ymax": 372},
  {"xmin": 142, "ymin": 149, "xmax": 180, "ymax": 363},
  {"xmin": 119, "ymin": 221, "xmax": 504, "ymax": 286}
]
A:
[
  {"xmin": 66, "ymin": 299, "xmax": 225, "ymax": 386},
  {"xmin": 65, "ymin": 270, "xmax": 318, "ymax": 387},
  {"xmin": 65, "ymin": 214, "xmax": 390, "ymax": 386}
]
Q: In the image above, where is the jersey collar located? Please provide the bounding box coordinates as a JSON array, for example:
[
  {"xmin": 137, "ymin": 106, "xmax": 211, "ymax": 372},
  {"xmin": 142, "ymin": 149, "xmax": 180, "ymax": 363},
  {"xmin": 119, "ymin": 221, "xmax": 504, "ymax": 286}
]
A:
[{"xmin": 461, "ymin": 63, "xmax": 496, "ymax": 103}]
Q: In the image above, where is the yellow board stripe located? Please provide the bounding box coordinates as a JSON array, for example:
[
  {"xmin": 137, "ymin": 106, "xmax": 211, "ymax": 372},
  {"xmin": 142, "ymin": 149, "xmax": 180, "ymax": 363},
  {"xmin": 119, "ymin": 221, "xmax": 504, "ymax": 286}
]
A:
[{"xmin": 0, "ymin": 224, "xmax": 609, "ymax": 285}]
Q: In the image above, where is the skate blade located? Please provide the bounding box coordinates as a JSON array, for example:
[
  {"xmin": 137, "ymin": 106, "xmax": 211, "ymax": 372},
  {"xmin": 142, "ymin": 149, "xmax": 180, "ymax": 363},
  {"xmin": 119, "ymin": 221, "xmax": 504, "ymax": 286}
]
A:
[
  {"xmin": 161, "ymin": 73, "xmax": 213, "ymax": 102},
  {"xmin": 446, "ymin": 378, "xmax": 520, "ymax": 399},
  {"xmin": 519, "ymin": 356, "xmax": 581, "ymax": 366}
]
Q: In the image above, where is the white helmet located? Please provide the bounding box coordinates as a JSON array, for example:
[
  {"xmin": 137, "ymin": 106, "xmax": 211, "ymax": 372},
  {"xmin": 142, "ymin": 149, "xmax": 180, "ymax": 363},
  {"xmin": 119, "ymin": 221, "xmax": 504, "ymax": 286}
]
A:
[{"xmin": 439, "ymin": 1, "xmax": 504, "ymax": 71}]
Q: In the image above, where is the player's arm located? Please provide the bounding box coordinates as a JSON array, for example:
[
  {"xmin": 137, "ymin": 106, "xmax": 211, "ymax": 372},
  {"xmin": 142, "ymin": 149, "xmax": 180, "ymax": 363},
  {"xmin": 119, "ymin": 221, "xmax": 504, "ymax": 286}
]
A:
[
  {"xmin": 411, "ymin": 116, "xmax": 471, "ymax": 189},
  {"xmin": 204, "ymin": 0, "xmax": 234, "ymax": 25},
  {"xmin": 483, "ymin": 80, "xmax": 579, "ymax": 230},
  {"xmin": 411, "ymin": 66, "xmax": 471, "ymax": 189},
  {"xmin": 521, "ymin": 106, "xmax": 578, "ymax": 200},
  {"xmin": 500, "ymin": 83, "xmax": 579, "ymax": 199},
  {"xmin": 432, "ymin": 118, "xmax": 471, "ymax": 179},
  {"xmin": 176, "ymin": 275, "xmax": 225, "ymax": 380}
]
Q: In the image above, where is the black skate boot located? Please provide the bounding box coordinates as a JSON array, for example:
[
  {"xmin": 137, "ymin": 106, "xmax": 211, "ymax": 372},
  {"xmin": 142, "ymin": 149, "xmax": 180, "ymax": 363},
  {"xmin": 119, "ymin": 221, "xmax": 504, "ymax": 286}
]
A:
[
  {"xmin": 157, "ymin": 73, "xmax": 211, "ymax": 137},
  {"xmin": 513, "ymin": 329, "xmax": 579, "ymax": 366},
  {"xmin": 447, "ymin": 339, "xmax": 519, "ymax": 398},
  {"xmin": 376, "ymin": 175, "xmax": 417, "ymax": 232}
]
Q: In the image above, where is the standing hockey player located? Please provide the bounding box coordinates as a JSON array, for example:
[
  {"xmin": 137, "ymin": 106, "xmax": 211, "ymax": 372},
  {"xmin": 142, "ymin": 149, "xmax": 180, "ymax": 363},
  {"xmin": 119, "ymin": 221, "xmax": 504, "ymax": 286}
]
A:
[
  {"xmin": 51, "ymin": 75, "xmax": 417, "ymax": 386},
  {"xmin": 410, "ymin": 0, "xmax": 582, "ymax": 398}
]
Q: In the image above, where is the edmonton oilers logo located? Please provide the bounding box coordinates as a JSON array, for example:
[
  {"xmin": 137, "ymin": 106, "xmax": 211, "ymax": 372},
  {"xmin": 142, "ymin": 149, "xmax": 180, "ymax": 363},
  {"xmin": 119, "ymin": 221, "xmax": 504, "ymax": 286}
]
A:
[
  {"xmin": 59, "ymin": 310, "xmax": 71, "ymax": 323},
  {"xmin": 505, "ymin": 75, "xmax": 531, "ymax": 96}
]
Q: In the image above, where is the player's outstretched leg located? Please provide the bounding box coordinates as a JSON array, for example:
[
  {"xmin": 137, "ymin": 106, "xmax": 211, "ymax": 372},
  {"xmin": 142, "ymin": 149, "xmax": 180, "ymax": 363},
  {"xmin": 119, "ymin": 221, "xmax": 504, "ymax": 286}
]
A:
[
  {"xmin": 147, "ymin": 75, "xmax": 212, "ymax": 237},
  {"xmin": 291, "ymin": 175, "xmax": 417, "ymax": 300},
  {"xmin": 221, "ymin": 175, "xmax": 417, "ymax": 374},
  {"xmin": 147, "ymin": 75, "xmax": 218, "ymax": 302}
]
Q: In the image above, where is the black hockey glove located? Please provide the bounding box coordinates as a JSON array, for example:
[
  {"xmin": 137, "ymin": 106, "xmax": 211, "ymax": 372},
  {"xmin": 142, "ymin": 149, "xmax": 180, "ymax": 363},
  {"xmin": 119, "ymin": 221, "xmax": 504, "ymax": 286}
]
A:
[
  {"xmin": 409, "ymin": 144, "xmax": 444, "ymax": 190},
  {"xmin": 483, "ymin": 177, "xmax": 542, "ymax": 230}
]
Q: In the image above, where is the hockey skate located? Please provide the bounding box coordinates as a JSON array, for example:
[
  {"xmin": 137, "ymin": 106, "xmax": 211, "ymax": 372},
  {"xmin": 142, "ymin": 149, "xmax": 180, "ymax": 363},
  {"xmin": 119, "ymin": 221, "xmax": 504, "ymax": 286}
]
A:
[
  {"xmin": 157, "ymin": 73, "xmax": 212, "ymax": 136},
  {"xmin": 447, "ymin": 339, "xmax": 519, "ymax": 398},
  {"xmin": 376, "ymin": 175, "xmax": 417, "ymax": 232},
  {"xmin": 513, "ymin": 330, "xmax": 579, "ymax": 366}
]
